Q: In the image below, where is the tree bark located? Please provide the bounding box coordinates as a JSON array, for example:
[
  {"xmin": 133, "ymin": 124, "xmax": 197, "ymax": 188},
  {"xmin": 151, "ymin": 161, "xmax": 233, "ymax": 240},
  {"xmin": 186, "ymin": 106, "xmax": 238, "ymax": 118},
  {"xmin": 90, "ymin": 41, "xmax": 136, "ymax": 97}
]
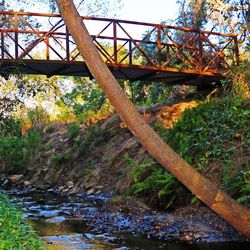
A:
[{"xmin": 55, "ymin": 0, "xmax": 250, "ymax": 238}]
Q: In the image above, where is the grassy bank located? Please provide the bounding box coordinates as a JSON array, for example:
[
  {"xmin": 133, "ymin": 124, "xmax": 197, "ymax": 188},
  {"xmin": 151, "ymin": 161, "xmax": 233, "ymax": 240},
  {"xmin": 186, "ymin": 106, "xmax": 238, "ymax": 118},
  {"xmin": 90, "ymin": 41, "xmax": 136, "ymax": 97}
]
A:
[{"xmin": 0, "ymin": 193, "xmax": 44, "ymax": 249}]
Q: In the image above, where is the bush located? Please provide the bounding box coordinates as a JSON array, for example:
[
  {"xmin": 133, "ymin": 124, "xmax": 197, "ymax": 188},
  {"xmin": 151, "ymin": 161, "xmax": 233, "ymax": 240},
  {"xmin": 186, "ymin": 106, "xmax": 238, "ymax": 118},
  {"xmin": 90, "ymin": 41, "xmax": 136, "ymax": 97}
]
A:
[
  {"xmin": 124, "ymin": 156, "xmax": 187, "ymax": 209},
  {"xmin": 27, "ymin": 106, "xmax": 50, "ymax": 129},
  {"xmin": 0, "ymin": 193, "xmax": 44, "ymax": 249},
  {"xmin": 0, "ymin": 129, "xmax": 41, "ymax": 173},
  {"xmin": 125, "ymin": 98, "xmax": 249, "ymax": 209},
  {"xmin": 67, "ymin": 123, "xmax": 80, "ymax": 139},
  {"xmin": 226, "ymin": 60, "xmax": 250, "ymax": 99},
  {"xmin": 0, "ymin": 118, "xmax": 22, "ymax": 137},
  {"xmin": 155, "ymin": 98, "xmax": 250, "ymax": 207}
]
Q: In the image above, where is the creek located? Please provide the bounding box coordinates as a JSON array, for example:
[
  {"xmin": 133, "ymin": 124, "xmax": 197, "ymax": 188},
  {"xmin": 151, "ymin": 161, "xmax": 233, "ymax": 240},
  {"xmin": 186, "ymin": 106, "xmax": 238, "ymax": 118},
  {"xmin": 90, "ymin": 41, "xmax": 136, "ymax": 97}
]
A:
[{"xmin": 3, "ymin": 189, "xmax": 250, "ymax": 250}]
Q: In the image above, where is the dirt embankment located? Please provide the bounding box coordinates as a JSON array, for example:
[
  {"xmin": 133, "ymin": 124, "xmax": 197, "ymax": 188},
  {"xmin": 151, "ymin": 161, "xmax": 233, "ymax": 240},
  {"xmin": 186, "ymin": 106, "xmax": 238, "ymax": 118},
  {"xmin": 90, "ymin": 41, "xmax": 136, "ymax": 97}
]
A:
[{"xmin": 3, "ymin": 101, "xmax": 197, "ymax": 195}]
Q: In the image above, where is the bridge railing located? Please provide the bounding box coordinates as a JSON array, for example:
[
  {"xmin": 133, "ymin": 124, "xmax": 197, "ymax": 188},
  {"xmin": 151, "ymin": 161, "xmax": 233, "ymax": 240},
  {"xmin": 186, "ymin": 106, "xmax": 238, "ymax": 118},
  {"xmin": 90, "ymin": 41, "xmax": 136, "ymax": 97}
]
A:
[{"xmin": 0, "ymin": 11, "xmax": 239, "ymax": 75}]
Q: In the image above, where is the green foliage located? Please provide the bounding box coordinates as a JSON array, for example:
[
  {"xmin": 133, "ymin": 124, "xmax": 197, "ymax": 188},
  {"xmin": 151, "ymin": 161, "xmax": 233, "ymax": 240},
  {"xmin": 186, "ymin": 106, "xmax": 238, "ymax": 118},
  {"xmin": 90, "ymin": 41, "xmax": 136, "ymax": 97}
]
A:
[
  {"xmin": 0, "ymin": 193, "xmax": 44, "ymax": 250},
  {"xmin": 43, "ymin": 124, "xmax": 54, "ymax": 133},
  {"xmin": 62, "ymin": 78, "xmax": 106, "ymax": 118},
  {"xmin": 122, "ymin": 98, "xmax": 249, "ymax": 209},
  {"xmin": 128, "ymin": 82, "xmax": 171, "ymax": 106},
  {"xmin": 0, "ymin": 120, "xmax": 41, "ymax": 173},
  {"xmin": 52, "ymin": 152, "xmax": 70, "ymax": 166},
  {"xmin": 227, "ymin": 61, "xmax": 250, "ymax": 99},
  {"xmin": 155, "ymin": 98, "xmax": 250, "ymax": 207},
  {"xmin": 67, "ymin": 123, "xmax": 80, "ymax": 139},
  {"xmin": 124, "ymin": 156, "xmax": 185, "ymax": 209},
  {"xmin": 27, "ymin": 106, "xmax": 50, "ymax": 129},
  {"xmin": 0, "ymin": 117, "xmax": 22, "ymax": 137}
]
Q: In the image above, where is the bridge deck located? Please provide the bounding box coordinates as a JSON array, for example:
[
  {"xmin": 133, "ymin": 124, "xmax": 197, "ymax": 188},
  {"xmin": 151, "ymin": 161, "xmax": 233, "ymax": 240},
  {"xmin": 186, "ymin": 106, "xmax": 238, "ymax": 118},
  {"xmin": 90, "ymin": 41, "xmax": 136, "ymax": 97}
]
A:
[
  {"xmin": 1, "ymin": 59, "xmax": 222, "ymax": 85},
  {"xmin": 0, "ymin": 11, "xmax": 239, "ymax": 86}
]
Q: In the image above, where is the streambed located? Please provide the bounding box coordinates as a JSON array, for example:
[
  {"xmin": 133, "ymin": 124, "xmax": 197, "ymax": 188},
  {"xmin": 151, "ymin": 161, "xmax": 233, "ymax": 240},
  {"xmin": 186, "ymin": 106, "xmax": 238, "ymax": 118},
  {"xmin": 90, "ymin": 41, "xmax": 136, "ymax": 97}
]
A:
[{"xmin": 3, "ymin": 189, "xmax": 250, "ymax": 250}]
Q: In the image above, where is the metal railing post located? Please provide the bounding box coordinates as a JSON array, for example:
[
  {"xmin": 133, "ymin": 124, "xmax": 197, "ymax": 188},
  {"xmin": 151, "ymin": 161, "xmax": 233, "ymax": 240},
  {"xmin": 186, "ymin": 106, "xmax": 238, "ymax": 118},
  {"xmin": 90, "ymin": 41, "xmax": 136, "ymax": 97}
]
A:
[
  {"xmin": 157, "ymin": 25, "xmax": 162, "ymax": 67},
  {"xmin": 14, "ymin": 13, "xmax": 18, "ymax": 59},
  {"xmin": 129, "ymin": 40, "xmax": 132, "ymax": 65},
  {"xmin": 66, "ymin": 27, "xmax": 70, "ymax": 62},
  {"xmin": 198, "ymin": 31, "xmax": 203, "ymax": 72},
  {"xmin": 46, "ymin": 35, "xmax": 49, "ymax": 60},
  {"xmin": 1, "ymin": 32, "xmax": 4, "ymax": 59},
  {"xmin": 113, "ymin": 20, "xmax": 117, "ymax": 65}
]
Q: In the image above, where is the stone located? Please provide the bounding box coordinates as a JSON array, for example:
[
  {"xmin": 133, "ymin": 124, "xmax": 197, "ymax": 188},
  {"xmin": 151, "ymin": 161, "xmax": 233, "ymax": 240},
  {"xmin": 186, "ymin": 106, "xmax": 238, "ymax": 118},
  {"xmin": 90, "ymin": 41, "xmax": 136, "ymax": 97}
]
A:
[
  {"xmin": 62, "ymin": 188, "xmax": 70, "ymax": 192},
  {"xmin": 67, "ymin": 181, "xmax": 74, "ymax": 188},
  {"xmin": 1, "ymin": 178, "xmax": 9, "ymax": 186},
  {"xmin": 87, "ymin": 188, "xmax": 95, "ymax": 195},
  {"xmin": 58, "ymin": 186, "xmax": 64, "ymax": 191},
  {"xmin": 69, "ymin": 186, "xmax": 80, "ymax": 195},
  {"xmin": 24, "ymin": 181, "xmax": 31, "ymax": 186},
  {"xmin": 8, "ymin": 174, "xmax": 23, "ymax": 183},
  {"xmin": 46, "ymin": 216, "xmax": 66, "ymax": 223}
]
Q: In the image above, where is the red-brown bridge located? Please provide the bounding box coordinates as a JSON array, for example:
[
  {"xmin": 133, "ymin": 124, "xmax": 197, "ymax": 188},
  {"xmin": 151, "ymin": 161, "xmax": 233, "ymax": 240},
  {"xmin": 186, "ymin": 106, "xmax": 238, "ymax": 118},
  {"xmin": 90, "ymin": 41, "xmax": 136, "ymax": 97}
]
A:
[{"xmin": 0, "ymin": 11, "xmax": 239, "ymax": 86}]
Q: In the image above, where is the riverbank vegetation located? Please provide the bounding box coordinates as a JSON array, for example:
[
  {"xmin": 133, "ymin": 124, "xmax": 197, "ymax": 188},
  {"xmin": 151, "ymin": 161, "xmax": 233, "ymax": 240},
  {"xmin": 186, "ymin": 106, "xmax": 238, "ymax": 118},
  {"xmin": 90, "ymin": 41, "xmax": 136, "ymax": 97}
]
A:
[
  {"xmin": 125, "ymin": 97, "xmax": 249, "ymax": 209},
  {"xmin": 0, "ymin": 193, "xmax": 44, "ymax": 249}
]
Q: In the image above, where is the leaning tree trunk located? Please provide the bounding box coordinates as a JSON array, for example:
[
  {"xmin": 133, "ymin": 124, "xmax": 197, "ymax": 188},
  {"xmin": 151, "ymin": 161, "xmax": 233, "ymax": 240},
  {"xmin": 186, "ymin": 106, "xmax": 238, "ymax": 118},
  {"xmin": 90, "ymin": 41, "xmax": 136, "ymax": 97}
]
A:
[{"xmin": 55, "ymin": 0, "xmax": 250, "ymax": 238}]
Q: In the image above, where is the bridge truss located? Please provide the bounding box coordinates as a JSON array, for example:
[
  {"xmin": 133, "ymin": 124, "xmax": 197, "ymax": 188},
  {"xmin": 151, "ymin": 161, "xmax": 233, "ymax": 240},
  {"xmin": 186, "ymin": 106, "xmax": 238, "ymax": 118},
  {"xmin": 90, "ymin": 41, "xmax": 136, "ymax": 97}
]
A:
[{"xmin": 0, "ymin": 11, "xmax": 239, "ymax": 86}]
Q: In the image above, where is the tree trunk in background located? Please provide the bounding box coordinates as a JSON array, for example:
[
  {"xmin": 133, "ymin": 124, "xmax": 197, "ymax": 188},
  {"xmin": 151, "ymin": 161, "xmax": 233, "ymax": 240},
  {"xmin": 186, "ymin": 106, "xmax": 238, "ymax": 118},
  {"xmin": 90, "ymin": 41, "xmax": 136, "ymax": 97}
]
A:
[{"xmin": 55, "ymin": 0, "xmax": 250, "ymax": 238}]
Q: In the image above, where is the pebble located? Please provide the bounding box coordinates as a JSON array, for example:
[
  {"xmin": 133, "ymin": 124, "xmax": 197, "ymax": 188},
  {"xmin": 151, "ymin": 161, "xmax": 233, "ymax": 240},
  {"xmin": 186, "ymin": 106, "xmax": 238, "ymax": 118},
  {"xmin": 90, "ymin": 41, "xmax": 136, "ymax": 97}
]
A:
[
  {"xmin": 24, "ymin": 181, "xmax": 31, "ymax": 186},
  {"xmin": 8, "ymin": 174, "xmax": 23, "ymax": 183}
]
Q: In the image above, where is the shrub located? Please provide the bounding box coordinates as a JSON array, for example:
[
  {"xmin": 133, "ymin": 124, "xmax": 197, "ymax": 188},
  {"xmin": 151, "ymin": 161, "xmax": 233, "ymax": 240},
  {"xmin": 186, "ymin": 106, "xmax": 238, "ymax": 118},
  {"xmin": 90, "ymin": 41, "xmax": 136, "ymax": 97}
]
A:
[
  {"xmin": 155, "ymin": 98, "xmax": 250, "ymax": 207},
  {"xmin": 0, "ymin": 129, "xmax": 41, "ymax": 173},
  {"xmin": 0, "ymin": 193, "xmax": 44, "ymax": 249},
  {"xmin": 0, "ymin": 118, "xmax": 22, "ymax": 136},
  {"xmin": 124, "ymin": 156, "xmax": 187, "ymax": 209},
  {"xmin": 27, "ymin": 106, "xmax": 50, "ymax": 129},
  {"xmin": 226, "ymin": 60, "xmax": 250, "ymax": 99},
  {"xmin": 67, "ymin": 123, "xmax": 80, "ymax": 139},
  {"xmin": 124, "ymin": 98, "xmax": 249, "ymax": 209},
  {"xmin": 52, "ymin": 152, "xmax": 71, "ymax": 165}
]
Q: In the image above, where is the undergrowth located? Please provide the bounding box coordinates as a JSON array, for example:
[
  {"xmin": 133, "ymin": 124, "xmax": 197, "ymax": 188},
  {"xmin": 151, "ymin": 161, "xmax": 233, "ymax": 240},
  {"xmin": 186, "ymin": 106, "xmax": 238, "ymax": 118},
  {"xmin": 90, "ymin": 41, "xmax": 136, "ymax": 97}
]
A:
[
  {"xmin": 0, "ymin": 193, "xmax": 44, "ymax": 249},
  {"xmin": 126, "ymin": 98, "xmax": 250, "ymax": 209},
  {"xmin": 124, "ymin": 156, "xmax": 188, "ymax": 209},
  {"xmin": 0, "ymin": 119, "xmax": 41, "ymax": 173}
]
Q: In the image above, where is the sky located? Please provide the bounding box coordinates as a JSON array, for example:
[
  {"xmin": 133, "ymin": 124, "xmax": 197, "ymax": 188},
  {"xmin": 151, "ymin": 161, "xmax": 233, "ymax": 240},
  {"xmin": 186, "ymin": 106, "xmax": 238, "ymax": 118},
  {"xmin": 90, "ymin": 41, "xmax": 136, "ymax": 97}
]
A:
[
  {"xmin": 118, "ymin": 0, "xmax": 178, "ymax": 24},
  {"xmin": 6, "ymin": 0, "xmax": 180, "ymax": 41},
  {"xmin": 7, "ymin": 0, "xmax": 179, "ymax": 24}
]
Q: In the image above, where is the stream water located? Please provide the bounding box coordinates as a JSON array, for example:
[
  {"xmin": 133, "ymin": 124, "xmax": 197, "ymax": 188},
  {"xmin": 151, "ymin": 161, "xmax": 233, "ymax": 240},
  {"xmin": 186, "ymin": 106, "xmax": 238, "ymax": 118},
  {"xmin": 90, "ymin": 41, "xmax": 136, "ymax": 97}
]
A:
[{"xmin": 3, "ymin": 189, "xmax": 250, "ymax": 250}]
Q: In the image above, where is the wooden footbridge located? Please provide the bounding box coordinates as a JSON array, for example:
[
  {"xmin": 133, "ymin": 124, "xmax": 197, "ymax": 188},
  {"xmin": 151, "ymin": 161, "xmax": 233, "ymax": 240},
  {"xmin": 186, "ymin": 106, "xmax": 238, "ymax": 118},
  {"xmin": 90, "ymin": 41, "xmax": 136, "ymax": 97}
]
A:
[{"xmin": 0, "ymin": 11, "xmax": 239, "ymax": 86}]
